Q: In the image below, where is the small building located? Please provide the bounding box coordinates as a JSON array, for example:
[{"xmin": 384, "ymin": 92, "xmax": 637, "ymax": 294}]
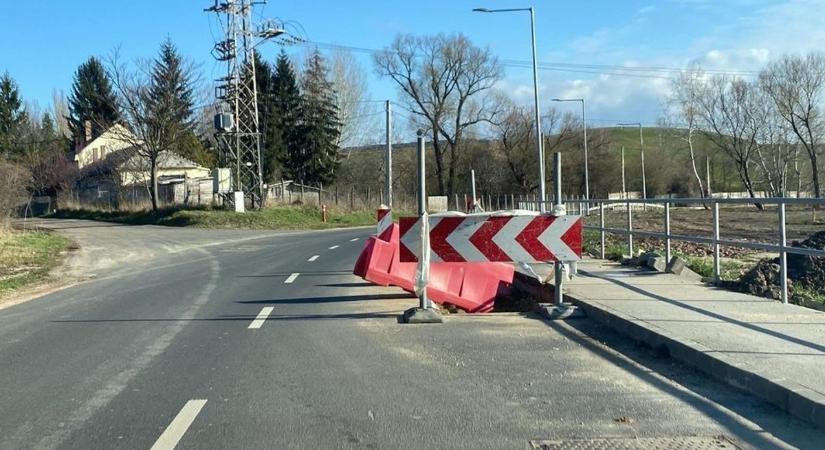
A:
[
  {"xmin": 70, "ymin": 124, "xmax": 213, "ymax": 208},
  {"xmin": 72, "ymin": 123, "xmax": 135, "ymax": 170}
]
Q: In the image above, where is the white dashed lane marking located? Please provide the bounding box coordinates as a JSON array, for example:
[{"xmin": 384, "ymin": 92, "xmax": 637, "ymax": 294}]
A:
[
  {"xmin": 248, "ymin": 306, "xmax": 274, "ymax": 329},
  {"xmin": 328, "ymin": 245, "xmax": 340, "ymax": 250},
  {"xmin": 307, "ymin": 255, "xmax": 319, "ymax": 262},
  {"xmin": 150, "ymin": 399, "xmax": 207, "ymax": 450},
  {"xmin": 349, "ymin": 238, "xmax": 359, "ymax": 242},
  {"xmin": 284, "ymin": 273, "xmax": 300, "ymax": 284}
]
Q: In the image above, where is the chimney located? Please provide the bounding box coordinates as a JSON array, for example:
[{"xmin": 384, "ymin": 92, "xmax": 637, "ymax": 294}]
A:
[{"xmin": 84, "ymin": 120, "xmax": 92, "ymax": 143}]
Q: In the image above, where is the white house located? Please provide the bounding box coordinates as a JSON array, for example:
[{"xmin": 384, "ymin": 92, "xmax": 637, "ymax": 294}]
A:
[
  {"xmin": 73, "ymin": 124, "xmax": 210, "ymax": 187},
  {"xmin": 73, "ymin": 123, "xmax": 134, "ymax": 170}
]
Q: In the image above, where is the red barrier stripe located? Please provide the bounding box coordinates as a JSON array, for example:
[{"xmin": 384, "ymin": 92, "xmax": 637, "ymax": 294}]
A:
[
  {"xmin": 430, "ymin": 217, "xmax": 467, "ymax": 262},
  {"xmin": 469, "ymin": 216, "xmax": 512, "ymax": 261},
  {"xmin": 515, "ymin": 216, "xmax": 556, "ymax": 261}
]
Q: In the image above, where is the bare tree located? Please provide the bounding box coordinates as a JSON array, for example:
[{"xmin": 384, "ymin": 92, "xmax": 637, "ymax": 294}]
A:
[
  {"xmin": 50, "ymin": 89, "xmax": 71, "ymax": 139},
  {"xmin": 696, "ymin": 75, "xmax": 764, "ymax": 208},
  {"xmin": 669, "ymin": 66, "xmax": 707, "ymax": 199},
  {"xmin": 106, "ymin": 44, "xmax": 200, "ymax": 211},
  {"xmin": 759, "ymin": 53, "xmax": 825, "ymax": 198},
  {"xmin": 330, "ymin": 49, "xmax": 377, "ymax": 151},
  {"xmin": 492, "ymin": 100, "xmax": 577, "ymax": 194},
  {"xmin": 750, "ymin": 88, "xmax": 796, "ymax": 197},
  {"xmin": 374, "ymin": 33, "xmax": 503, "ymax": 197}
]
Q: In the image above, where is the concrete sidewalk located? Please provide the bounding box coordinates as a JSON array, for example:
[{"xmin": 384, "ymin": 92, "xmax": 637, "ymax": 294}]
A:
[{"xmin": 564, "ymin": 260, "xmax": 825, "ymax": 430}]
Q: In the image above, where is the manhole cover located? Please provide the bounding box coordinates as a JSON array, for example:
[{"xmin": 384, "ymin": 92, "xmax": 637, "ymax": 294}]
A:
[{"xmin": 529, "ymin": 436, "xmax": 742, "ymax": 450}]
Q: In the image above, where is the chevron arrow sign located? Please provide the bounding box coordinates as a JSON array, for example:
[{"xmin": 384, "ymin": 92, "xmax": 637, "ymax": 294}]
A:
[{"xmin": 398, "ymin": 214, "xmax": 582, "ymax": 263}]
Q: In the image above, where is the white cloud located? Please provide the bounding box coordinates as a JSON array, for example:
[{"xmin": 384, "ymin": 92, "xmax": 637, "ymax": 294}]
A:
[{"xmin": 496, "ymin": 0, "xmax": 825, "ymax": 125}]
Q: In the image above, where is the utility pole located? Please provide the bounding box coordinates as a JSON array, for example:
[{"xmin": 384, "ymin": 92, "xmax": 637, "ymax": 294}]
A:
[
  {"xmin": 385, "ymin": 100, "xmax": 393, "ymax": 208},
  {"xmin": 473, "ymin": 6, "xmax": 545, "ymax": 212},
  {"xmin": 706, "ymin": 155, "xmax": 712, "ymax": 198},
  {"xmin": 618, "ymin": 122, "xmax": 646, "ymax": 208},
  {"xmin": 552, "ymin": 98, "xmax": 588, "ymax": 213},
  {"xmin": 621, "ymin": 146, "xmax": 627, "ymax": 199},
  {"xmin": 206, "ymin": 0, "xmax": 293, "ymax": 210},
  {"xmin": 470, "ymin": 169, "xmax": 477, "ymax": 211}
]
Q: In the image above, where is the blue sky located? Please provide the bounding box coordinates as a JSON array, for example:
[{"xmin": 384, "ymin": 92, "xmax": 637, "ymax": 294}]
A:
[{"xmin": 2, "ymin": 0, "xmax": 823, "ymax": 141}]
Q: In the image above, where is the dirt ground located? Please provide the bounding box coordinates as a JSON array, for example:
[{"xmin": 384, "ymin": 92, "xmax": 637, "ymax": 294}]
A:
[{"xmin": 585, "ymin": 204, "xmax": 824, "ymax": 254}]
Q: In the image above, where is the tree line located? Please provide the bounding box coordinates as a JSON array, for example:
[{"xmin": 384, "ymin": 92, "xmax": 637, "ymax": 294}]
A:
[
  {"xmin": 3, "ymin": 30, "xmax": 825, "ymax": 217},
  {"xmin": 0, "ymin": 40, "xmax": 345, "ymax": 212}
]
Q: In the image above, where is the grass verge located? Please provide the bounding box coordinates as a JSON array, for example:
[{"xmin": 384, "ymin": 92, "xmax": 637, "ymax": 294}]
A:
[
  {"xmin": 0, "ymin": 229, "xmax": 73, "ymax": 293},
  {"xmin": 49, "ymin": 205, "xmax": 399, "ymax": 230}
]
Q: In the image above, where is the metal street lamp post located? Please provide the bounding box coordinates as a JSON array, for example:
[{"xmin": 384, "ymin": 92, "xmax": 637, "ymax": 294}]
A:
[
  {"xmin": 474, "ymin": 6, "xmax": 546, "ymax": 212},
  {"xmin": 553, "ymin": 98, "xmax": 588, "ymax": 213},
  {"xmin": 618, "ymin": 122, "xmax": 646, "ymax": 204}
]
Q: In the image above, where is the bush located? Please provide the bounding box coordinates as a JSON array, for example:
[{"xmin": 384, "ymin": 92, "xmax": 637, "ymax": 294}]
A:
[{"xmin": 0, "ymin": 161, "xmax": 30, "ymax": 224}]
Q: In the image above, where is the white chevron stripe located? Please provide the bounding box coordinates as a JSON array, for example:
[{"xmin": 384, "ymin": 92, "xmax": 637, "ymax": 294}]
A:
[
  {"xmin": 377, "ymin": 211, "xmax": 393, "ymax": 236},
  {"xmin": 492, "ymin": 215, "xmax": 535, "ymax": 262},
  {"xmin": 446, "ymin": 217, "xmax": 487, "ymax": 262},
  {"xmin": 400, "ymin": 218, "xmax": 422, "ymax": 260},
  {"xmin": 539, "ymin": 215, "xmax": 580, "ymax": 261}
]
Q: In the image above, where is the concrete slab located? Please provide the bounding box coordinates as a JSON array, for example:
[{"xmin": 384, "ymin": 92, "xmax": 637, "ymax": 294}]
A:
[{"xmin": 564, "ymin": 259, "xmax": 825, "ymax": 430}]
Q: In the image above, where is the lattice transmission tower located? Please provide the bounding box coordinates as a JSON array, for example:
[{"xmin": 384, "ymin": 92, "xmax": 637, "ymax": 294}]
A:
[{"xmin": 205, "ymin": 0, "xmax": 299, "ymax": 209}]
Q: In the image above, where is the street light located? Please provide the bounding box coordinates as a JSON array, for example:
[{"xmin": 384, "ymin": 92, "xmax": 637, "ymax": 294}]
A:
[
  {"xmin": 474, "ymin": 6, "xmax": 546, "ymax": 212},
  {"xmin": 552, "ymin": 98, "xmax": 588, "ymax": 212},
  {"xmin": 617, "ymin": 122, "xmax": 646, "ymax": 203}
]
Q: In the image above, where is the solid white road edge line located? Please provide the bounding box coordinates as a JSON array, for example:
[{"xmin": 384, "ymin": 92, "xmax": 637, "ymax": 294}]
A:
[
  {"xmin": 284, "ymin": 272, "xmax": 300, "ymax": 284},
  {"xmin": 329, "ymin": 245, "xmax": 340, "ymax": 249},
  {"xmin": 150, "ymin": 399, "xmax": 207, "ymax": 450},
  {"xmin": 308, "ymin": 255, "xmax": 319, "ymax": 262},
  {"xmin": 248, "ymin": 306, "xmax": 275, "ymax": 329}
]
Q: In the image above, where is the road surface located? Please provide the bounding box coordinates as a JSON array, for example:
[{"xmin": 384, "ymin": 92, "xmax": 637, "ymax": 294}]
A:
[{"xmin": 0, "ymin": 219, "xmax": 821, "ymax": 449}]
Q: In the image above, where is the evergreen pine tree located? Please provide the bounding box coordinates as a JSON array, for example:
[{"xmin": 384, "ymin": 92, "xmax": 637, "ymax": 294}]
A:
[
  {"xmin": 253, "ymin": 52, "xmax": 279, "ymax": 180},
  {"xmin": 295, "ymin": 50, "xmax": 341, "ymax": 185},
  {"xmin": 272, "ymin": 50, "xmax": 303, "ymax": 181},
  {"xmin": 67, "ymin": 57, "xmax": 120, "ymax": 144},
  {"xmin": 147, "ymin": 38, "xmax": 196, "ymax": 151},
  {"xmin": 0, "ymin": 71, "xmax": 27, "ymax": 158}
]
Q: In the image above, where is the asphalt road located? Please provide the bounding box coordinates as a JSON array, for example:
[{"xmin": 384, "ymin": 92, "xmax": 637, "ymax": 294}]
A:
[{"xmin": 0, "ymin": 219, "xmax": 822, "ymax": 449}]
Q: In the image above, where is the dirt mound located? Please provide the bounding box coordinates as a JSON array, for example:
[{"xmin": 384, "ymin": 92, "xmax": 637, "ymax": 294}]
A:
[
  {"xmin": 739, "ymin": 230, "xmax": 825, "ymax": 300},
  {"xmin": 739, "ymin": 258, "xmax": 789, "ymax": 299},
  {"xmin": 787, "ymin": 230, "xmax": 825, "ymax": 290}
]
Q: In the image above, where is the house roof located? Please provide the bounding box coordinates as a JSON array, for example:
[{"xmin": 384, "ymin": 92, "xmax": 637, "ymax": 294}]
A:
[{"xmin": 120, "ymin": 150, "xmax": 205, "ymax": 171}]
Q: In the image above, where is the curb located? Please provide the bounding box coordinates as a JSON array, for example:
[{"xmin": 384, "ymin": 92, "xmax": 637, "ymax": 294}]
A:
[{"xmin": 566, "ymin": 295, "xmax": 825, "ymax": 430}]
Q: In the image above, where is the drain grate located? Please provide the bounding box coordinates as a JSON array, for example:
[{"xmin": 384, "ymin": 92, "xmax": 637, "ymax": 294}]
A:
[{"xmin": 529, "ymin": 436, "xmax": 743, "ymax": 450}]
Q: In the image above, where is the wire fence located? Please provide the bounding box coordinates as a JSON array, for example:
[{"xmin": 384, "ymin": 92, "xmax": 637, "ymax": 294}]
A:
[{"xmin": 556, "ymin": 197, "xmax": 825, "ymax": 305}]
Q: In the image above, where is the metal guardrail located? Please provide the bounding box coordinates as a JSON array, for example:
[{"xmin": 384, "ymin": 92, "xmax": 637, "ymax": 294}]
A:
[{"xmin": 561, "ymin": 197, "xmax": 825, "ymax": 305}]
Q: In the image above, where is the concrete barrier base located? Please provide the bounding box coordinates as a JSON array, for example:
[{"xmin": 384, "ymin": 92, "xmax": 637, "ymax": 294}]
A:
[
  {"xmin": 399, "ymin": 307, "xmax": 444, "ymax": 324},
  {"xmin": 537, "ymin": 303, "xmax": 586, "ymax": 320}
]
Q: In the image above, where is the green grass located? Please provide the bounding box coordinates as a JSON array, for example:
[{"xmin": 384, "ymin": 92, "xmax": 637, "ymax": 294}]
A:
[
  {"xmin": 674, "ymin": 254, "xmax": 747, "ymax": 281},
  {"xmin": 582, "ymin": 230, "xmax": 627, "ymax": 260},
  {"xmin": 792, "ymin": 286, "xmax": 825, "ymax": 311},
  {"xmin": 0, "ymin": 229, "xmax": 73, "ymax": 293},
  {"xmin": 49, "ymin": 205, "xmax": 401, "ymax": 230}
]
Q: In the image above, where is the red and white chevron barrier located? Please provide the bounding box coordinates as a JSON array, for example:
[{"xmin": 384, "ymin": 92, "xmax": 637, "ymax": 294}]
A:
[
  {"xmin": 376, "ymin": 207, "xmax": 392, "ymax": 241},
  {"xmin": 399, "ymin": 214, "xmax": 582, "ymax": 263}
]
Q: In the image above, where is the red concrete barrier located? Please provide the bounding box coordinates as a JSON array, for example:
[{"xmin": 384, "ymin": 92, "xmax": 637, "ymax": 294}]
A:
[
  {"xmin": 352, "ymin": 236, "xmax": 395, "ymax": 286},
  {"xmin": 354, "ymin": 223, "xmax": 515, "ymax": 313}
]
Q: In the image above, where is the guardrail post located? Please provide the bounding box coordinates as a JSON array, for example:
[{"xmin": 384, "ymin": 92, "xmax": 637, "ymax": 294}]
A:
[
  {"xmin": 626, "ymin": 199, "xmax": 633, "ymax": 256},
  {"xmin": 599, "ymin": 202, "xmax": 605, "ymax": 259},
  {"xmin": 665, "ymin": 202, "xmax": 672, "ymax": 262},
  {"xmin": 779, "ymin": 202, "xmax": 788, "ymax": 304},
  {"xmin": 712, "ymin": 201, "xmax": 720, "ymax": 281}
]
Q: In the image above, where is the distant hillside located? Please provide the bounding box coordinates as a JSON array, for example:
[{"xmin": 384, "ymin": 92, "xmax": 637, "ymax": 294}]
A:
[{"xmin": 336, "ymin": 127, "xmax": 742, "ymax": 197}]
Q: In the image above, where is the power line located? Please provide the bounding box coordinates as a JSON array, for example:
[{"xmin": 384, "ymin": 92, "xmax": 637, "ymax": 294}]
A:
[{"xmin": 298, "ymin": 40, "xmax": 758, "ymax": 80}]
